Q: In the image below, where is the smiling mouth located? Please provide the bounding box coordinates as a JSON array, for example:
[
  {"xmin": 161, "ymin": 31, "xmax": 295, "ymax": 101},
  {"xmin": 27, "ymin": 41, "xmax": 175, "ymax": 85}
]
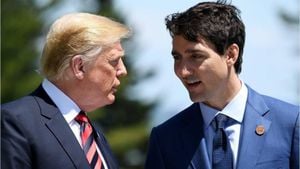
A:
[{"xmin": 186, "ymin": 80, "xmax": 201, "ymax": 88}]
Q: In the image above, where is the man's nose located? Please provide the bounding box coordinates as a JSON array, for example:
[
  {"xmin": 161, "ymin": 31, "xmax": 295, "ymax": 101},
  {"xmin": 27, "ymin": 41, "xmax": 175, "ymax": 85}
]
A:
[
  {"xmin": 117, "ymin": 59, "xmax": 127, "ymax": 77},
  {"xmin": 176, "ymin": 63, "xmax": 192, "ymax": 78}
]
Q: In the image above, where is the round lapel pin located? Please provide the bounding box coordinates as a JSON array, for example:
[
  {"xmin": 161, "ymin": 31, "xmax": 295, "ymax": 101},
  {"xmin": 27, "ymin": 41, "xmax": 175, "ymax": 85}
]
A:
[{"xmin": 255, "ymin": 125, "xmax": 265, "ymax": 136}]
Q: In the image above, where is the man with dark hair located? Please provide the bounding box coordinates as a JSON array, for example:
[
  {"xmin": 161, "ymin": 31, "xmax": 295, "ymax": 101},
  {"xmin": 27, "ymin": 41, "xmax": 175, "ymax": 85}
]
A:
[{"xmin": 145, "ymin": 1, "xmax": 299, "ymax": 169}]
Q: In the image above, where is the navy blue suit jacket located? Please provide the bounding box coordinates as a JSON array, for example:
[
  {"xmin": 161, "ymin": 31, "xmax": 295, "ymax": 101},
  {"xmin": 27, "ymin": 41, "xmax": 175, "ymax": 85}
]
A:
[
  {"xmin": 145, "ymin": 86, "xmax": 299, "ymax": 169},
  {"xmin": 1, "ymin": 85, "xmax": 119, "ymax": 169}
]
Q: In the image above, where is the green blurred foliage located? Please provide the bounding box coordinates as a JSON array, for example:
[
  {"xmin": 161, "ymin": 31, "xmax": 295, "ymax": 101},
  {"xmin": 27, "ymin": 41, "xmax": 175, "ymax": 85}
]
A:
[
  {"xmin": 1, "ymin": 0, "xmax": 44, "ymax": 101},
  {"xmin": 1, "ymin": 0, "xmax": 156, "ymax": 168}
]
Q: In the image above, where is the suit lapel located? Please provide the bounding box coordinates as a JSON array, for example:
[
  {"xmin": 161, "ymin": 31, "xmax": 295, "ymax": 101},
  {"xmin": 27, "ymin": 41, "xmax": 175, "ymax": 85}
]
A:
[
  {"xmin": 180, "ymin": 103, "xmax": 211, "ymax": 169},
  {"xmin": 45, "ymin": 113, "xmax": 90, "ymax": 169},
  {"xmin": 31, "ymin": 85, "xmax": 90, "ymax": 169},
  {"xmin": 190, "ymin": 139, "xmax": 212, "ymax": 169},
  {"xmin": 236, "ymin": 86, "xmax": 271, "ymax": 169},
  {"xmin": 94, "ymin": 126, "xmax": 118, "ymax": 169}
]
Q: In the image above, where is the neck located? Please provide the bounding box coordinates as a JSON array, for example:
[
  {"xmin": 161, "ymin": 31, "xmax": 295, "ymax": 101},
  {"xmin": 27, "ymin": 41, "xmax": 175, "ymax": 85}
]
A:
[
  {"xmin": 52, "ymin": 78, "xmax": 83, "ymax": 107},
  {"xmin": 204, "ymin": 75, "xmax": 242, "ymax": 110}
]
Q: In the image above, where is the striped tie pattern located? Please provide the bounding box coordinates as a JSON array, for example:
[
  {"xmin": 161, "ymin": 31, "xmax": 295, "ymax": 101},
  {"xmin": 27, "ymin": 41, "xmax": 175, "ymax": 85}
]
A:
[{"xmin": 76, "ymin": 112, "xmax": 104, "ymax": 169}]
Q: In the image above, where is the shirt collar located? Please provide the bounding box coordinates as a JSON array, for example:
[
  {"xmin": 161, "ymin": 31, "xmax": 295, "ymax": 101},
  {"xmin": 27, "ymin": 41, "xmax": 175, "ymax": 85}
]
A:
[
  {"xmin": 42, "ymin": 79, "xmax": 81, "ymax": 123},
  {"xmin": 200, "ymin": 82, "xmax": 248, "ymax": 128},
  {"xmin": 221, "ymin": 82, "xmax": 248, "ymax": 124},
  {"xmin": 199, "ymin": 102, "xmax": 218, "ymax": 128}
]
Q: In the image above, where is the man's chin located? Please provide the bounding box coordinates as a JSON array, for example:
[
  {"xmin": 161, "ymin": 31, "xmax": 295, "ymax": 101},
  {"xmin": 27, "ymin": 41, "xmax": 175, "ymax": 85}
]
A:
[
  {"xmin": 107, "ymin": 95, "xmax": 116, "ymax": 104},
  {"xmin": 189, "ymin": 93, "xmax": 202, "ymax": 103}
]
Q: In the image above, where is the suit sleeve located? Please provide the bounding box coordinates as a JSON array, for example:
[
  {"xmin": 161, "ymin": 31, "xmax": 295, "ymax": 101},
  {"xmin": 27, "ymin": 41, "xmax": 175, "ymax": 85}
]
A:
[
  {"xmin": 1, "ymin": 109, "xmax": 32, "ymax": 169},
  {"xmin": 145, "ymin": 127, "xmax": 166, "ymax": 169},
  {"xmin": 291, "ymin": 111, "xmax": 299, "ymax": 169}
]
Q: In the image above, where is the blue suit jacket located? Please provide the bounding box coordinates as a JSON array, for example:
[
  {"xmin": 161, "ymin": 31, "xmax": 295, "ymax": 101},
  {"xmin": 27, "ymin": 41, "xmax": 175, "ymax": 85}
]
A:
[
  {"xmin": 145, "ymin": 86, "xmax": 299, "ymax": 169},
  {"xmin": 1, "ymin": 85, "xmax": 119, "ymax": 169}
]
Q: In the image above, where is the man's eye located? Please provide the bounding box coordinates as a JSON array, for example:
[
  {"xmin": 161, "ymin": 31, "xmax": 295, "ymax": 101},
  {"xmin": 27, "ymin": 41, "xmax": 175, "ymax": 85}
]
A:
[
  {"xmin": 191, "ymin": 54, "xmax": 202, "ymax": 59},
  {"xmin": 173, "ymin": 55, "xmax": 180, "ymax": 60},
  {"xmin": 110, "ymin": 59, "xmax": 119, "ymax": 66}
]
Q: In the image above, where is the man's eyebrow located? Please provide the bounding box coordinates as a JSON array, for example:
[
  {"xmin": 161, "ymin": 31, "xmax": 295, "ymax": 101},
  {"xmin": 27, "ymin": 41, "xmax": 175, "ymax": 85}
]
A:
[
  {"xmin": 185, "ymin": 49, "xmax": 207, "ymax": 55},
  {"xmin": 171, "ymin": 49, "xmax": 208, "ymax": 56}
]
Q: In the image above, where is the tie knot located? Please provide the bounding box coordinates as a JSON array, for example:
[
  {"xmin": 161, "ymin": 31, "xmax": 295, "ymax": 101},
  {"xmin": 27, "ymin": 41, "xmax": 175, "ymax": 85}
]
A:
[
  {"xmin": 75, "ymin": 112, "xmax": 89, "ymax": 124},
  {"xmin": 214, "ymin": 114, "xmax": 228, "ymax": 129}
]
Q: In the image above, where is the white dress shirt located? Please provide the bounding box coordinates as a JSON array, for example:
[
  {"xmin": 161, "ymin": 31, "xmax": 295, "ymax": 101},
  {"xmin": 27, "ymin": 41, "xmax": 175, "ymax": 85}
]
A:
[
  {"xmin": 200, "ymin": 82, "xmax": 248, "ymax": 169},
  {"xmin": 42, "ymin": 79, "xmax": 108, "ymax": 169}
]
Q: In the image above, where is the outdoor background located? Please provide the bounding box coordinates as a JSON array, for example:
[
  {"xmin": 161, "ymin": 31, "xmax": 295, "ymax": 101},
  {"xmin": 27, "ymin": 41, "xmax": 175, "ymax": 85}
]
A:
[{"xmin": 1, "ymin": 0, "xmax": 299, "ymax": 169}]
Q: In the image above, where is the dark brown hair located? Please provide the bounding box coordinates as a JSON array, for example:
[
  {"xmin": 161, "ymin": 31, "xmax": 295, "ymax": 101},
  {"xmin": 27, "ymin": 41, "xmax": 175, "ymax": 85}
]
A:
[{"xmin": 165, "ymin": 0, "xmax": 245, "ymax": 74}]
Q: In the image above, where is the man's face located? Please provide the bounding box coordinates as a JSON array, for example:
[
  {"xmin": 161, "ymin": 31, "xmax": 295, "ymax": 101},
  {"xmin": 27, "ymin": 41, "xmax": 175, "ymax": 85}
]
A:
[
  {"xmin": 172, "ymin": 35, "xmax": 230, "ymax": 105},
  {"xmin": 81, "ymin": 42, "xmax": 127, "ymax": 110}
]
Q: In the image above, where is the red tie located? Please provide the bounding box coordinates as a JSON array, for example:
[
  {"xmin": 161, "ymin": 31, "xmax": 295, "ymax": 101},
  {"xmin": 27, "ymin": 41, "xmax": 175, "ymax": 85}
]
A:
[{"xmin": 75, "ymin": 112, "xmax": 103, "ymax": 169}]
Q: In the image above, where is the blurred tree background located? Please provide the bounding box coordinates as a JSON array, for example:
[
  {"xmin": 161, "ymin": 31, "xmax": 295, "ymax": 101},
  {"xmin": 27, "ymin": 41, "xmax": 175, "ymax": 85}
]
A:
[
  {"xmin": 1, "ymin": 0, "xmax": 156, "ymax": 169},
  {"xmin": 278, "ymin": 0, "xmax": 299, "ymax": 54},
  {"xmin": 278, "ymin": 0, "xmax": 299, "ymax": 102}
]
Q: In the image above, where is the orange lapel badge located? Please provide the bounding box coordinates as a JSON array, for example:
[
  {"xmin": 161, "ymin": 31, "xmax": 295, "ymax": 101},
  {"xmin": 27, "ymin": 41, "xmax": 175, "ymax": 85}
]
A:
[{"xmin": 255, "ymin": 125, "xmax": 265, "ymax": 136}]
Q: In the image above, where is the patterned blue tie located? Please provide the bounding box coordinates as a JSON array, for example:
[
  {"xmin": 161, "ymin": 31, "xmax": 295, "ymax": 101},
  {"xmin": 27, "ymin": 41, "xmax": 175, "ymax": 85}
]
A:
[{"xmin": 212, "ymin": 114, "xmax": 233, "ymax": 169}]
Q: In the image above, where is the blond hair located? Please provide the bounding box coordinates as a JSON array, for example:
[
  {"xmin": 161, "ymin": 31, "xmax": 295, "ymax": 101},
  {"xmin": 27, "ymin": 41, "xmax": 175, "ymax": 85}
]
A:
[{"xmin": 40, "ymin": 13, "xmax": 131, "ymax": 81}]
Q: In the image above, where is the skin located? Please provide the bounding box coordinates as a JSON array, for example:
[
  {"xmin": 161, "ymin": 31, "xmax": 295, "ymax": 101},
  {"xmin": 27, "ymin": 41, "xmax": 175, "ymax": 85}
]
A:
[
  {"xmin": 172, "ymin": 35, "xmax": 241, "ymax": 110},
  {"xmin": 55, "ymin": 41, "xmax": 127, "ymax": 112}
]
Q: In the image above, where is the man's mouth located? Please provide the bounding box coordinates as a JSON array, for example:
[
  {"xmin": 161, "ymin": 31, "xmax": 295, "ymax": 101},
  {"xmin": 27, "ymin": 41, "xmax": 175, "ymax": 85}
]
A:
[
  {"xmin": 187, "ymin": 79, "xmax": 201, "ymax": 85},
  {"xmin": 112, "ymin": 87, "xmax": 118, "ymax": 93},
  {"xmin": 186, "ymin": 79, "xmax": 201, "ymax": 88}
]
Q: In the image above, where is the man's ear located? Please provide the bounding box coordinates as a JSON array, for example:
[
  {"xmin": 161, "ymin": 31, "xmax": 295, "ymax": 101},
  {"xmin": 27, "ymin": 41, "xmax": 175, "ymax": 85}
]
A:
[
  {"xmin": 71, "ymin": 55, "xmax": 85, "ymax": 80},
  {"xmin": 225, "ymin": 43, "xmax": 239, "ymax": 67}
]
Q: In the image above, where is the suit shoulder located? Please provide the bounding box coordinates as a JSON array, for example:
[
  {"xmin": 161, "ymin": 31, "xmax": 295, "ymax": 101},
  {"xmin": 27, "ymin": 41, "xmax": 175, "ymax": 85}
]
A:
[
  {"xmin": 247, "ymin": 85, "xmax": 299, "ymax": 116},
  {"xmin": 1, "ymin": 96, "xmax": 43, "ymax": 139},
  {"xmin": 154, "ymin": 103, "xmax": 199, "ymax": 133},
  {"xmin": 262, "ymin": 95, "xmax": 299, "ymax": 113},
  {"xmin": 2, "ymin": 96, "xmax": 38, "ymax": 112},
  {"xmin": 263, "ymin": 95, "xmax": 298, "ymax": 107},
  {"xmin": 256, "ymin": 94, "xmax": 299, "ymax": 126}
]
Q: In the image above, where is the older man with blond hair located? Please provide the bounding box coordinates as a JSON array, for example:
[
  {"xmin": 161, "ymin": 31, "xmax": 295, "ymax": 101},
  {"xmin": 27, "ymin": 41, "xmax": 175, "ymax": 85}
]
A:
[{"xmin": 2, "ymin": 13, "xmax": 130, "ymax": 169}]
